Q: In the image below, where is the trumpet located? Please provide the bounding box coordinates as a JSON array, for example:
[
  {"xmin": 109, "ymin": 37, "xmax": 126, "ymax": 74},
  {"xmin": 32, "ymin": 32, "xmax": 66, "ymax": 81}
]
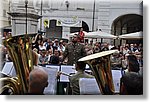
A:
[{"xmin": 78, "ymin": 50, "xmax": 117, "ymax": 95}]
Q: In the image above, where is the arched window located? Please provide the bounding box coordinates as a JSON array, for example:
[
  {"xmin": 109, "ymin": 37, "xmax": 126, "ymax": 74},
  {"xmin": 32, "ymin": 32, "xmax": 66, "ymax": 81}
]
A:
[
  {"xmin": 111, "ymin": 14, "xmax": 143, "ymax": 44},
  {"xmin": 70, "ymin": 21, "xmax": 89, "ymax": 33}
]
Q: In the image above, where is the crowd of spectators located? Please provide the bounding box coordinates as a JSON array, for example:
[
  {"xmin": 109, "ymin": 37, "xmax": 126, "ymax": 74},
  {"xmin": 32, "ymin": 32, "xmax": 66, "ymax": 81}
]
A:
[
  {"xmin": 1, "ymin": 33, "xmax": 143, "ymax": 69},
  {"xmin": 1, "ymin": 32, "xmax": 143, "ymax": 95}
]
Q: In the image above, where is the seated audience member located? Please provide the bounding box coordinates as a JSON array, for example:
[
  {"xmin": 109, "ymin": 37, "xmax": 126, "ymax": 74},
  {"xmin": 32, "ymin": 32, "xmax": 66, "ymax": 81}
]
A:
[
  {"xmin": 120, "ymin": 72, "xmax": 143, "ymax": 95},
  {"xmin": 136, "ymin": 54, "xmax": 143, "ymax": 67},
  {"xmin": 39, "ymin": 41, "xmax": 46, "ymax": 51},
  {"xmin": 58, "ymin": 41, "xmax": 65, "ymax": 52},
  {"xmin": 53, "ymin": 39, "xmax": 59, "ymax": 48},
  {"xmin": 110, "ymin": 52, "xmax": 122, "ymax": 70},
  {"xmin": 121, "ymin": 54, "xmax": 129, "ymax": 69},
  {"xmin": 69, "ymin": 61, "xmax": 94, "ymax": 95},
  {"xmin": 101, "ymin": 42, "xmax": 109, "ymax": 51},
  {"xmin": 85, "ymin": 45, "xmax": 93, "ymax": 55},
  {"xmin": 93, "ymin": 42, "xmax": 101, "ymax": 53},
  {"xmin": 28, "ymin": 68, "xmax": 48, "ymax": 95},
  {"xmin": 49, "ymin": 49, "xmax": 60, "ymax": 65},
  {"xmin": 46, "ymin": 40, "xmax": 54, "ymax": 51},
  {"xmin": 38, "ymin": 49, "xmax": 49, "ymax": 65}
]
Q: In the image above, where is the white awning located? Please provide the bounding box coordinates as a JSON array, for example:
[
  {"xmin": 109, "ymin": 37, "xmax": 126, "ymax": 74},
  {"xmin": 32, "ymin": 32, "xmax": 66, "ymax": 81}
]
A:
[
  {"xmin": 118, "ymin": 31, "xmax": 143, "ymax": 39},
  {"xmin": 85, "ymin": 31, "xmax": 117, "ymax": 39},
  {"xmin": 69, "ymin": 31, "xmax": 117, "ymax": 39}
]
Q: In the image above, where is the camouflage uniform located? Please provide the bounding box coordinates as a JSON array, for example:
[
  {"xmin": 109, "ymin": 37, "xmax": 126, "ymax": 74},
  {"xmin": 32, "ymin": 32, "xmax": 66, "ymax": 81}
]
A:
[{"xmin": 63, "ymin": 42, "xmax": 86, "ymax": 65}]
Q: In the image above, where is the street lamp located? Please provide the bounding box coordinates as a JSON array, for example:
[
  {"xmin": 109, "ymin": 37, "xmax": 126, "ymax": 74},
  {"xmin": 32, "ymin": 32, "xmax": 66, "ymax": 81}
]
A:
[
  {"xmin": 92, "ymin": 0, "xmax": 95, "ymax": 31},
  {"xmin": 65, "ymin": 0, "xmax": 70, "ymax": 10},
  {"xmin": 40, "ymin": 0, "xmax": 43, "ymax": 31},
  {"xmin": 25, "ymin": 0, "xmax": 28, "ymax": 35}
]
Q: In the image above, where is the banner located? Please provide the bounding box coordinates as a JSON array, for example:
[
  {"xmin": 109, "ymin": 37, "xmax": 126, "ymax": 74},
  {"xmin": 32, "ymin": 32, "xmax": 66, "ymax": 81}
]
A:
[{"xmin": 56, "ymin": 16, "xmax": 82, "ymax": 27}]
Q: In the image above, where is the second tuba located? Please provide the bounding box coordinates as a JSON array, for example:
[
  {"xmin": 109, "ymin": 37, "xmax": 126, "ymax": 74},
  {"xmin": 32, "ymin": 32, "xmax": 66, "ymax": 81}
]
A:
[{"xmin": 78, "ymin": 50, "xmax": 118, "ymax": 95}]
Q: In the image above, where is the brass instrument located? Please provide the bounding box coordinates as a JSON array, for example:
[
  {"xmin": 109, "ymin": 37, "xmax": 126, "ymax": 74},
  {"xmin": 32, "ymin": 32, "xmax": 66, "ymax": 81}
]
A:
[
  {"xmin": 0, "ymin": 77, "xmax": 20, "ymax": 94},
  {"xmin": 78, "ymin": 50, "xmax": 118, "ymax": 95},
  {"xmin": 0, "ymin": 35, "xmax": 34, "ymax": 94}
]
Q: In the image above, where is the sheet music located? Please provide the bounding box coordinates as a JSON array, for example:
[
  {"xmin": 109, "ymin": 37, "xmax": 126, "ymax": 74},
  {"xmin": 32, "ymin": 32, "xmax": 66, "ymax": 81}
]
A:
[
  {"xmin": 1, "ymin": 62, "xmax": 16, "ymax": 77},
  {"xmin": 45, "ymin": 65, "xmax": 60, "ymax": 71},
  {"xmin": 9, "ymin": 66, "xmax": 16, "ymax": 77},
  {"xmin": 111, "ymin": 70, "xmax": 122, "ymax": 93},
  {"xmin": 42, "ymin": 67, "xmax": 58, "ymax": 95},
  {"xmin": 79, "ymin": 78, "xmax": 101, "ymax": 95},
  {"xmin": 85, "ymin": 64, "xmax": 90, "ymax": 69},
  {"xmin": 60, "ymin": 65, "xmax": 75, "ymax": 82}
]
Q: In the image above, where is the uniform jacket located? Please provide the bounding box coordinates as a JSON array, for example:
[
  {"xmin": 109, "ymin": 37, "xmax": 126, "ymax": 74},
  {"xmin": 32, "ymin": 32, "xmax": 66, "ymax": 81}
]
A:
[
  {"xmin": 69, "ymin": 71, "xmax": 94, "ymax": 95},
  {"xmin": 63, "ymin": 42, "xmax": 86, "ymax": 65}
]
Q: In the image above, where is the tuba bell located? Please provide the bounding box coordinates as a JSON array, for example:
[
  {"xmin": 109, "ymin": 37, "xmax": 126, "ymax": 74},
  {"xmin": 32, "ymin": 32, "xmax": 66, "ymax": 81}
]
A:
[
  {"xmin": 0, "ymin": 35, "xmax": 35, "ymax": 94},
  {"xmin": 78, "ymin": 50, "xmax": 118, "ymax": 95}
]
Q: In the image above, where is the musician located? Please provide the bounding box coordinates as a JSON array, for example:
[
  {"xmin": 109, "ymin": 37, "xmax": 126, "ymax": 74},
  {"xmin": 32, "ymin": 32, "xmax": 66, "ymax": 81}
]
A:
[
  {"xmin": 124, "ymin": 54, "xmax": 140, "ymax": 73},
  {"xmin": 69, "ymin": 61, "xmax": 94, "ymax": 95},
  {"xmin": 28, "ymin": 68, "xmax": 48, "ymax": 95},
  {"xmin": 63, "ymin": 34, "xmax": 86, "ymax": 65},
  {"xmin": 120, "ymin": 72, "xmax": 143, "ymax": 95}
]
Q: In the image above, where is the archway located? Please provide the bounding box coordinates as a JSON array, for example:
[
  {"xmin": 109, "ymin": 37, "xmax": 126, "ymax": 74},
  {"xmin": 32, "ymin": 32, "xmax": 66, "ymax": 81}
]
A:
[
  {"xmin": 46, "ymin": 19, "xmax": 62, "ymax": 39},
  {"xmin": 111, "ymin": 14, "xmax": 143, "ymax": 45}
]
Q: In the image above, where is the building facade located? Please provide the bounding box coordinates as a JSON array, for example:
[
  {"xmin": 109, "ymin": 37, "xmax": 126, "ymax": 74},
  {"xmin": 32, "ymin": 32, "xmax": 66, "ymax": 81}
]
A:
[
  {"xmin": 34, "ymin": 0, "xmax": 142, "ymax": 41},
  {"xmin": 9, "ymin": 0, "xmax": 41, "ymax": 36},
  {"xmin": 4, "ymin": 0, "xmax": 143, "ymax": 43},
  {"xmin": 0, "ymin": 0, "xmax": 10, "ymax": 32}
]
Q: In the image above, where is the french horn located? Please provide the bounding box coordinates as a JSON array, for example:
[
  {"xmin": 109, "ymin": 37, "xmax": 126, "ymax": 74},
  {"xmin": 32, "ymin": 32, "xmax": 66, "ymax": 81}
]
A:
[{"xmin": 78, "ymin": 50, "xmax": 118, "ymax": 95}]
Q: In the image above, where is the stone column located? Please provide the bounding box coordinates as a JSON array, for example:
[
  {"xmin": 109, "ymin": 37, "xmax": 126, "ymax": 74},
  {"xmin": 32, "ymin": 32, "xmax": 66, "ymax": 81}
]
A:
[{"xmin": 8, "ymin": 0, "xmax": 41, "ymax": 36}]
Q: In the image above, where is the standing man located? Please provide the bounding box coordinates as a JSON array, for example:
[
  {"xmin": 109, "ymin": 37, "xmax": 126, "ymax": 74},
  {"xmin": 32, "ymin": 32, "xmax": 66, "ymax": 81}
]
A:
[
  {"xmin": 78, "ymin": 28, "xmax": 85, "ymax": 43},
  {"xmin": 63, "ymin": 34, "xmax": 86, "ymax": 65}
]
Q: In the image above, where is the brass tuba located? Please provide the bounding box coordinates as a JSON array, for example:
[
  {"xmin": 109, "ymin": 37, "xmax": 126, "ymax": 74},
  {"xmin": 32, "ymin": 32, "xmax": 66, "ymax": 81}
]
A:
[
  {"xmin": 78, "ymin": 50, "xmax": 118, "ymax": 95},
  {"xmin": 0, "ymin": 35, "xmax": 34, "ymax": 94}
]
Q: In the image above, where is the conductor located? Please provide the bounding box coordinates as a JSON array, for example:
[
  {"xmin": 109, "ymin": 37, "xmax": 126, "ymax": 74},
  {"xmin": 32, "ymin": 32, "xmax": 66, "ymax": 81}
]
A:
[{"xmin": 63, "ymin": 34, "xmax": 86, "ymax": 65}]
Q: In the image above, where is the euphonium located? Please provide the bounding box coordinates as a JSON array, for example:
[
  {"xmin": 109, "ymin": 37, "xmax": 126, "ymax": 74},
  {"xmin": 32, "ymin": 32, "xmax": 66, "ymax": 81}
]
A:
[
  {"xmin": 0, "ymin": 35, "xmax": 34, "ymax": 94},
  {"xmin": 78, "ymin": 50, "xmax": 117, "ymax": 95}
]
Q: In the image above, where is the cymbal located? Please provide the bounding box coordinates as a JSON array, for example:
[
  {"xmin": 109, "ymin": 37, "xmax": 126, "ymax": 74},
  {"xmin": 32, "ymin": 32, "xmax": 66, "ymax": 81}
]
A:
[{"xmin": 78, "ymin": 50, "xmax": 118, "ymax": 62}]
